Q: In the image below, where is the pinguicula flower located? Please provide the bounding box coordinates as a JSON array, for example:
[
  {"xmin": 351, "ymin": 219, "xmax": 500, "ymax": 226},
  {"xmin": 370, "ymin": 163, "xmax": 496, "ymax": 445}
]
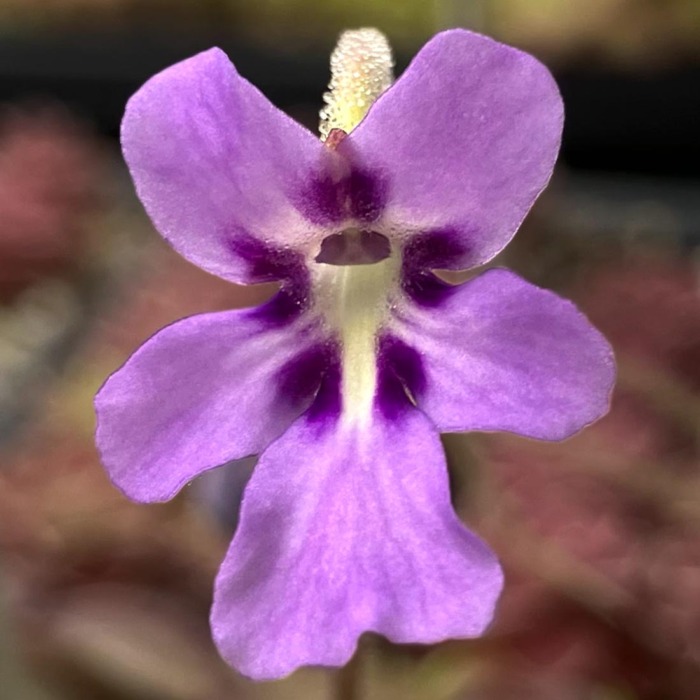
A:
[{"xmin": 95, "ymin": 28, "xmax": 615, "ymax": 680}]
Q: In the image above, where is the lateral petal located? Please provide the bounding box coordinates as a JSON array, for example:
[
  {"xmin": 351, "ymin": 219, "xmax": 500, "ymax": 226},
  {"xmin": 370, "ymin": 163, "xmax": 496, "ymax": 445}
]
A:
[
  {"xmin": 388, "ymin": 268, "xmax": 615, "ymax": 440},
  {"xmin": 95, "ymin": 303, "xmax": 335, "ymax": 502}
]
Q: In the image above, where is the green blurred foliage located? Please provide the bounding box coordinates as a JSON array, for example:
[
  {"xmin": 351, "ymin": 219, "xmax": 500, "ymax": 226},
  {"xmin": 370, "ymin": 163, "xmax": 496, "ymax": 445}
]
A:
[
  {"xmin": 0, "ymin": 0, "xmax": 698, "ymax": 67},
  {"xmin": 232, "ymin": 0, "xmax": 436, "ymax": 51},
  {"xmin": 490, "ymin": 0, "xmax": 700, "ymax": 66}
]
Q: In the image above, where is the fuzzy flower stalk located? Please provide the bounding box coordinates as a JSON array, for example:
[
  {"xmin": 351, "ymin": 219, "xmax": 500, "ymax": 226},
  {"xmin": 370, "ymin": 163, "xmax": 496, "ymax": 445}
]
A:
[{"xmin": 95, "ymin": 28, "xmax": 615, "ymax": 680}]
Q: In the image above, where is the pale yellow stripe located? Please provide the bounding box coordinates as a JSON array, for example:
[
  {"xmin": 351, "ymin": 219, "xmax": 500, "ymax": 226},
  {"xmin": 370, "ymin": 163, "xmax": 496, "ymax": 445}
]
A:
[{"xmin": 313, "ymin": 256, "xmax": 399, "ymax": 426}]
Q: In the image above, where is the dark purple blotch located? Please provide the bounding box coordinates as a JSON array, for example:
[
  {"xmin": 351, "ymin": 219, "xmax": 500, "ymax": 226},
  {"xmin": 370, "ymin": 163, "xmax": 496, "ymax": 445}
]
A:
[
  {"xmin": 227, "ymin": 230, "xmax": 304, "ymax": 281},
  {"xmin": 305, "ymin": 345, "xmax": 343, "ymax": 425},
  {"xmin": 229, "ymin": 231, "xmax": 311, "ymax": 327},
  {"xmin": 375, "ymin": 334, "xmax": 427, "ymax": 419},
  {"xmin": 276, "ymin": 342, "xmax": 332, "ymax": 403},
  {"xmin": 346, "ymin": 168, "xmax": 387, "ymax": 224},
  {"xmin": 276, "ymin": 340, "xmax": 341, "ymax": 427},
  {"xmin": 295, "ymin": 173, "xmax": 346, "ymax": 226},
  {"xmin": 292, "ymin": 168, "xmax": 387, "ymax": 227},
  {"xmin": 250, "ymin": 282, "xmax": 309, "ymax": 327},
  {"xmin": 401, "ymin": 228, "xmax": 469, "ymax": 307}
]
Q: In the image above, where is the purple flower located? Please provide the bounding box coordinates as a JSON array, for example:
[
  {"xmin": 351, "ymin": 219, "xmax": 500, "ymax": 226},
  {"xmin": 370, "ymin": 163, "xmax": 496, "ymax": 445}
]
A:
[{"xmin": 95, "ymin": 28, "xmax": 615, "ymax": 680}]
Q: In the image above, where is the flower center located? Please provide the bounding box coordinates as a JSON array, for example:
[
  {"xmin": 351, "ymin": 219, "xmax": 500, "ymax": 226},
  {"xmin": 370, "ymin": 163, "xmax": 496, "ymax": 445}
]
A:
[
  {"xmin": 313, "ymin": 254, "xmax": 399, "ymax": 425},
  {"xmin": 313, "ymin": 28, "xmax": 397, "ymax": 425}
]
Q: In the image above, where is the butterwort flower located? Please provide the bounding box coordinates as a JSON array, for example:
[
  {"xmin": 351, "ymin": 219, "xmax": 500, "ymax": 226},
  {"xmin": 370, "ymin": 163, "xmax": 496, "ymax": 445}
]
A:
[{"xmin": 95, "ymin": 28, "xmax": 615, "ymax": 679}]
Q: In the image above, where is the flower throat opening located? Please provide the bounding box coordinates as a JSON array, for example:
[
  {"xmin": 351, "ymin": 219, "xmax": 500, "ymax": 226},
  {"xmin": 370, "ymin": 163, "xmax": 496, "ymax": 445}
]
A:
[{"xmin": 315, "ymin": 229, "xmax": 391, "ymax": 266}]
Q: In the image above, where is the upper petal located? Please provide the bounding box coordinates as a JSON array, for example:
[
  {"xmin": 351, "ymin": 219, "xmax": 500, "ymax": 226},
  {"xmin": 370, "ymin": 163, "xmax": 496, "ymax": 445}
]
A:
[
  {"xmin": 347, "ymin": 29, "xmax": 563, "ymax": 268},
  {"xmin": 387, "ymin": 268, "xmax": 615, "ymax": 440},
  {"xmin": 212, "ymin": 389, "xmax": 502, "ymax": 680},
  {"xmin": 122, "ymin": 48, "xmax": 334, "ymax": 283},
  {"xmin": 95, "ymin": 302, "xmax": 335, "ymax": 502}
]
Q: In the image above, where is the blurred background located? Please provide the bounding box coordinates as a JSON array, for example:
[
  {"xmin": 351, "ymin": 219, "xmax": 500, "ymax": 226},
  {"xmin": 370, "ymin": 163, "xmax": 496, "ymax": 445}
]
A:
[{"xmin": 0, "ymin": 1, "xmax": 699, "ymax": 698}]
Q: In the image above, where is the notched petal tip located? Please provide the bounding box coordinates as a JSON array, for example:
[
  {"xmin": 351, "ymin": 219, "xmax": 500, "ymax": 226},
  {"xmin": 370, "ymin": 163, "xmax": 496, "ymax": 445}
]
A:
[{"xmin": 210, "ymin": 404, "xmax": 503, "ymax": 680}]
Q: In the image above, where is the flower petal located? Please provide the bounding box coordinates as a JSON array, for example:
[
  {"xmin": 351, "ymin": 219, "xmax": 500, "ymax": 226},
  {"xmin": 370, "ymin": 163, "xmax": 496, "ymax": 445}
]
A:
[
  {"xmin": 211, "ymin": 396, "xmax": 502, "ymax": 680},
  {"xmin": 95, "ymin": 303, "xmax": 335, "ymax": 502},
  {"xmin": 347, "ymin": 29, "xmax": 563, "ymax": 268},
  {"xmin": 387, "ymin": 268, "xmax": 615, "ymax": 440},
  {"xmin": 122, "ymin": 48, "xmax": 333, "ymax": 283}
]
